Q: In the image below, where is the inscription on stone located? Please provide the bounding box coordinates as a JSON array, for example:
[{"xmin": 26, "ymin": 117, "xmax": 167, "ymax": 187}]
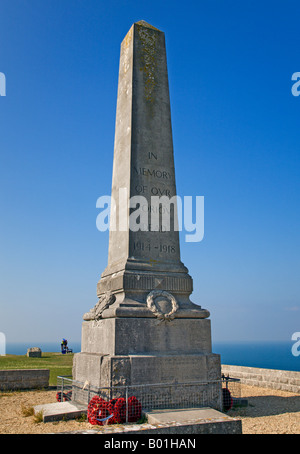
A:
[{"xmin": 134, "ymin": 166, "xmax": 173, "ymax": 179}]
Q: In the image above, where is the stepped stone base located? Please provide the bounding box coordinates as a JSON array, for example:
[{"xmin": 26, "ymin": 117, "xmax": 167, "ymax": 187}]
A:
[
  {"xmin": 73, "ymin": 352, "xmax": 221, "ymax": 387},
  {"xmin": 72, "ymin": 317, "xmax": 222, "ymax": 410},
  {"xmin": 35, "ymin": 405, "xmax": 242, "ymax": 434},
  {"xmin": 79, "ymin": 317, "xmax": 213, "ymax": 356}
]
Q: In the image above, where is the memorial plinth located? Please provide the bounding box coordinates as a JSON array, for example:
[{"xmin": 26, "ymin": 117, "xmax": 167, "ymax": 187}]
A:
[{"xmin": 73, "ymin": 21, "xmax": 221, "ymax": 409}]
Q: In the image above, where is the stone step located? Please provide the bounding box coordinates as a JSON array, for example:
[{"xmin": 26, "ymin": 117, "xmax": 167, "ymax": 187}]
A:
[
  {"xmin": 34, "ymin": 401, "xmax": 87, "ymax": 423},
  {"xmin": 144, "ymin": 407, "xmax": 242, "ymax": 434},
  {"xmin": 34, "ymin": 402, "xmax": 242, "ymax": 434}
]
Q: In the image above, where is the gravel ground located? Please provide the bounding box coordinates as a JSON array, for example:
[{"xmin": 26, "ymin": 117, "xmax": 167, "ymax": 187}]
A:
[
  {"xmin": 0, "ymin": 384, "xmax": 299, "ymax": 434},
  {"xmin": 227, "ymin": 384, "xmax": 300, "ymax": 434}
]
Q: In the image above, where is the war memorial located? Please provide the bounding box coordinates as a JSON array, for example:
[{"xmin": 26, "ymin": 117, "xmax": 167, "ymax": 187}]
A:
[
  {"xmin": 32, "ymin": 21, "xmax": 242, "ymax": 433},
  {"xmin": 73, "ymin": 20, "xmax": 222, "ymax": 411}
]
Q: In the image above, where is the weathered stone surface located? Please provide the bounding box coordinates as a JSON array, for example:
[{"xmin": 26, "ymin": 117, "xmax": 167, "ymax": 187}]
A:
[
  {"xmin": 0, "ymin": 369, "xmax": 49, "ymax": 390},
  {"xmin": 58, "ymin": 414, "xmax": 242, "ymax": 434},
  {"xmin": 27, "ymin": 347, "xmax": 42, "ymax": 358},
  {"xmin": 74, "ymin": 353, "xmax": 221, "ymax": 388},
  {"xmin": 94, "ymin": 20, "xmax": 208, "ymax": 319},
  {"xmin": 146, "ymin": 406, "xmax": 241, "ymax": 428},
  {"xmin": 72, "ymin": 352, "xmax": 222, "ymax": 409},
  {"xmin": 34, "ymin": 401, "xmax": 87, "ymax": 423},
  {"xmin": 73, "ymin": 21, "xmax": 221, "ymax": 411},
  {"xmin": 222, "ymin": 365, "xmax": 300, "ymax": 394},
  {"xmin": 40, "ymin": 405, "xmax": 242, "ymax": 434},
  {"xmin": 80, "ymin": 318, "xmax": 213, "ymax": 356}
]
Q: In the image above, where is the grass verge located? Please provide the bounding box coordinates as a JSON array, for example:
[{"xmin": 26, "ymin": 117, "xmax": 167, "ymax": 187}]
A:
[{"xmin": 0, "ymin": 352, "xmax": 73, "ymax": 386}]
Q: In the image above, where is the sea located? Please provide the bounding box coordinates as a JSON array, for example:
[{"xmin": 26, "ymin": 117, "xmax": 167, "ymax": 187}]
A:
[
  {"xmin": 213, "ymin": 341, "xmax": 300, "ymax": 372},
  {"xmin": 3, "ymin": 340, "xmax": 300, "ymax": 372}
]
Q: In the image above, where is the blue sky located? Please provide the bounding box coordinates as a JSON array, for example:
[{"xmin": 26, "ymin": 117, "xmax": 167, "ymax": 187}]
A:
[{"xmin": 0, "ymin": 0, "xmax": 299, "ymax": 345}]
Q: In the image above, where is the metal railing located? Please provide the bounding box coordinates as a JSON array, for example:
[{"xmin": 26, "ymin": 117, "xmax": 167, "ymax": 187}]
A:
[
  {"xmin": 221, "ymin": 373, "xmax": 242, "ymax": 410},
  {"xmin": 56, "ymin": 375, "xmax": 222, "ymax": 422}
]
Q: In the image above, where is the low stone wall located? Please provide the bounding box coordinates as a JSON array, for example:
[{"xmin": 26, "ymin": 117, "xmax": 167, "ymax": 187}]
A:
[
  {"xmin": 0, "ymin": 369, "xmax": 50, "ymax": 391},
  {"xmin": 222, "ymin": 365, "xmax": 300, "ymax": 394}
]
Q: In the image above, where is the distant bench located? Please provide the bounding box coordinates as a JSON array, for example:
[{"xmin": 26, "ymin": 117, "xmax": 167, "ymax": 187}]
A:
[{"xmin": 0, "ymin": 369, "xmax": 50, "ymax": 391}]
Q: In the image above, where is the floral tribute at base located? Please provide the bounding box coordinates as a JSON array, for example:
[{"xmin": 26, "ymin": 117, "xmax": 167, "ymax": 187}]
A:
[
  {"xmin": 87, "ymin": 395, "xmax": 142, "ymax": 425},
  {"xmin": 56, "ymin": 390, "xmax": 72, "ymax": 402}
]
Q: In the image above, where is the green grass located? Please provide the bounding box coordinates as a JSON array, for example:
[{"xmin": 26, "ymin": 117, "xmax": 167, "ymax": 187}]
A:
[{"xmin": 0, "ymin": 352, "xmax": 74, "ymax": 386}]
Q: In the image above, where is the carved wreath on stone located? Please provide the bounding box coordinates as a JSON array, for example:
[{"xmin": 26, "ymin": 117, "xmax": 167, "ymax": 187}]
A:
[
  {"xmin": 146, "ymin": 290, "xmax": 179, "ymax": 322},
  {"xmin": 83, "ymin": 292, "xmax": 116, "ymax": 321}
]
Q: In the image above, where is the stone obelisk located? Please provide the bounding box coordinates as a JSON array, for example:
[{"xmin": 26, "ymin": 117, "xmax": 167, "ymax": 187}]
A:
[{"xmin": 73, "ymin": 21, "xmax": 221, "ymax": 409}]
